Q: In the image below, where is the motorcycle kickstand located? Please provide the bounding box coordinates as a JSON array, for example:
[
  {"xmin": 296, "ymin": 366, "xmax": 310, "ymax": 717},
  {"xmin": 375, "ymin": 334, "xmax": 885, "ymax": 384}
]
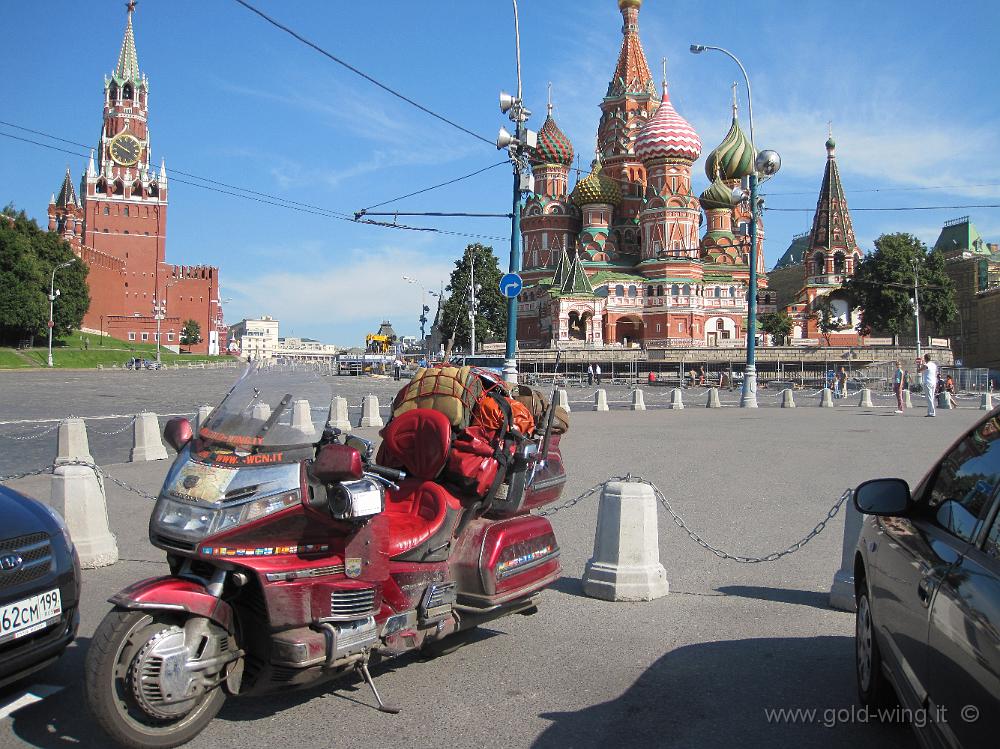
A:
[{"xmin": 356, "ymin": 660, "xmax": 400, "ymax": 715}]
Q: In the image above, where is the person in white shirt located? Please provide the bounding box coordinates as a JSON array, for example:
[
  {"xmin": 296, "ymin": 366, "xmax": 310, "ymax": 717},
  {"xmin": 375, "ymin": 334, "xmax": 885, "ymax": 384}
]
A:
[{"xmin": 918, "ymin": 353, "xmax": 938, "ymax": 417}]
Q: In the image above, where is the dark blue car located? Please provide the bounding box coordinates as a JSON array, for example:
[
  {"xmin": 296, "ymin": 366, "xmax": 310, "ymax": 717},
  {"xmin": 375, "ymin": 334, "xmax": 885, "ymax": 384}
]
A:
[{"xmin": 0, "ymin": 486, "xmax": 81, "ymax": 689}]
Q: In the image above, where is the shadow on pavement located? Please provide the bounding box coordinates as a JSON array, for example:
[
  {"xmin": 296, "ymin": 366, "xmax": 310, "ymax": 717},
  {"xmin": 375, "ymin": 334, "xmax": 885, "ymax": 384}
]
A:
[
  {"xmin": 546, "ymin": 576, "xmax": 588, "ymax": 599},
  {"xmin": 533, "ymin": 636, "xmax": 912, "ymax": 749},
  {"xmin": 715, "ymin": 585, "xmax": 834, "ymax": 611}
]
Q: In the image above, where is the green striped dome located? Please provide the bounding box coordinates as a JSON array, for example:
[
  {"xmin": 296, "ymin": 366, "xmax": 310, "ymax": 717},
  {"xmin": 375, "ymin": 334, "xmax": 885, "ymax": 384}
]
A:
[
  {"xmin": 571, "ymin": 160, "xmax": 622, "ymax": 207},
  {"xmin": 532, "ymin": 114, "xmax": 574, "ymax": 167},
  {"xmin": 704, "ymin": 114, "xmax": 755, "ymax": 181},
  {"xmin": 699, "ymin": 177, "xmax": 734, "ymax": 210}
]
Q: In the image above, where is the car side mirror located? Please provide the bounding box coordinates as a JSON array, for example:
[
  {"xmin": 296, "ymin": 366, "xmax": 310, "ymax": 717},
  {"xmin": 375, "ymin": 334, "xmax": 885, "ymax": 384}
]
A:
[
  {"xmin": 312, "ymin": 443, "xmax": 364, "ymax": 484},
  {"xmin": 854, "ymin": 478, "xmax": 912, "ymax": 516},
  {"xmin": 163, "ymin": 417, "xmax": 194, "ymax": 453}
]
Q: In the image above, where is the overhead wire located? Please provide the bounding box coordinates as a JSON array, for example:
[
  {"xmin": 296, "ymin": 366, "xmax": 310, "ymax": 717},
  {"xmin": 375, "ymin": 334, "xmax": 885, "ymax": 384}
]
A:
[{"xmin": 230, "ymin": 0, "xmax": 495, "ymax": 148}]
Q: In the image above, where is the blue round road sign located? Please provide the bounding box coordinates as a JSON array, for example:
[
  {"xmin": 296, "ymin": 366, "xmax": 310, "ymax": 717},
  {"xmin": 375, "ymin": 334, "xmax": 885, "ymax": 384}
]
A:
[{"xmin": 499, "ymin": 273, "xmax": 523, "ymax": 298}]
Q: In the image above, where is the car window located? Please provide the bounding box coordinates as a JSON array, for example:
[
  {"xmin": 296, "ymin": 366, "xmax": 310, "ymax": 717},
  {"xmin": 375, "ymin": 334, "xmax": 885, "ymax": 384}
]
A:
[
  {"xmin": 986, "ymin": 511, "xmax": 1000, "ymax": 561},
  {"xmin": 923, "ymin": 415, "xmax": 1000, "ymax": 543}
]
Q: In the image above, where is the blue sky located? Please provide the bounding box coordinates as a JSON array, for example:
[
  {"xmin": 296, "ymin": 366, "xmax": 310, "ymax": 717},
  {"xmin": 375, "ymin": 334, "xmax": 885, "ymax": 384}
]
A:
[{"xmin": 3, "ymin": 0, "xmax": 999, "ymax": 346}]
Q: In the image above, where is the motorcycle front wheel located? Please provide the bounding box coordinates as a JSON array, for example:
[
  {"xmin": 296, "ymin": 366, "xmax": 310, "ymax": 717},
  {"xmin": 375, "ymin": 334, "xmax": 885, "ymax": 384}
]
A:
[{"xmin": 85, "ymin": 607, "xmax": 228, "ymax": 749}]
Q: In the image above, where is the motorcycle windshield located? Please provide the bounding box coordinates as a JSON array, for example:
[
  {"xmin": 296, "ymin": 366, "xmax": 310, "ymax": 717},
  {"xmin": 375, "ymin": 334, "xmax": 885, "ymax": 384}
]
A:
[{"xmin": 198, "ymin": 363, "xmax": 332, "ymax": 449}]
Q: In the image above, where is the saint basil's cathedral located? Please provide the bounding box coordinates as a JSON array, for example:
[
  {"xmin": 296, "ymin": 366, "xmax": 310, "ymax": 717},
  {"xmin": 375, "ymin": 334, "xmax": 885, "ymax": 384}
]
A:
[
  {"xmin": 45, "ymin": 3, "xmax": 224, "ymax": 355},
  {"xmin": 516, "ymin": 0, "xmax": 863, "ymax": 349}
]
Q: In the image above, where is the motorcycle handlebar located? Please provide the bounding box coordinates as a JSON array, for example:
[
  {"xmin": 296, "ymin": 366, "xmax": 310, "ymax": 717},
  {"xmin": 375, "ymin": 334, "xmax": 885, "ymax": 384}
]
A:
[{"xmin": 366, "ymin": 463, "xmax": 407, "ymax": 483}]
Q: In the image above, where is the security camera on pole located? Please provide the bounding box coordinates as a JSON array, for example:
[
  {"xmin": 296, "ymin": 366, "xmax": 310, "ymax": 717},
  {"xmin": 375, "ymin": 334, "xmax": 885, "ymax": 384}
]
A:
[
  {"xmin": 497, "ymin": 0, "xmax": 537, "ymax": 385},
  {"xmin": 690, "ymin": 44, "xmax": 781, "ymax": 408}
]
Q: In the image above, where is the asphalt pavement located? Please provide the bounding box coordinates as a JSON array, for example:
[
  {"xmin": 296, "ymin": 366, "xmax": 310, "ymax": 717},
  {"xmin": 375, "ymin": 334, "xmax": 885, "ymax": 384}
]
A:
[{"xmin": 0, "ymin": 369, "xmax": 985, "ymax": 748}]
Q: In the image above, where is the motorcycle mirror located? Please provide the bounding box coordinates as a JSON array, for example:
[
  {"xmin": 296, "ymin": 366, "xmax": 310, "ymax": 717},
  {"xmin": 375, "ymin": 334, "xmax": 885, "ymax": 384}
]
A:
[
  {"xmin": 312, "ymin": 443, "xmax": 364, "ymax": 484},
  {"xmin": 163, "ymin": 417, "xmax": 194, "ymax": 453},
  {"xmin": 344, "ymin": 435, "xmax": 375, "ymax": 461}
]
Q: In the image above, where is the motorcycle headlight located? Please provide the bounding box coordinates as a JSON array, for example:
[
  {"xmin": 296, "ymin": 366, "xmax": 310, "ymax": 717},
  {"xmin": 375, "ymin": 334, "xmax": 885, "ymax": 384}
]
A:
[
  {"xmin": 152, "ymin": 498, "xmax": 218, "ymax": 543},
  {"xmin": 216, "ymin": 491, "xmax": 301, "ymax": 532}
]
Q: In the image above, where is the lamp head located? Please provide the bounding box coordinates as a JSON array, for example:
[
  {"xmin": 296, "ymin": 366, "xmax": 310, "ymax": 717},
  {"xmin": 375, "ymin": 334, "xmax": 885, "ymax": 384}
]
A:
[
  {"xmin": 689, "ymin": 44, "xmax": 707, "ymax": 54},
  {"xmin": 754, "ymin": 150, "xmax": 782, "ymax": 176},
  {"xmin": 730, "ymin": 186, "xmax": 748, "ymax": 205}
]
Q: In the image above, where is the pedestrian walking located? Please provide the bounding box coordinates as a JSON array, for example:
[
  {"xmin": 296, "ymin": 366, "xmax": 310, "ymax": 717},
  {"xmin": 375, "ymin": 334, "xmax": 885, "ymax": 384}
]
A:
[
  {"xmin": 945, "ymin": 374, "xmax": 958, "ymax": 408},
  {"xmin": 393, "ymin": 358, "xmax": 402, "ymax": 381},
  {"xmin": 892, "ymin": 361, "xmax": 906, "ymax": 413},
  {"xmin": 595, "ymin": 364, "xmax": 602, "ymax": 385},
  {"xmin": 918, "ymin": 353, "xmax": 938, "ymax": 417},
  {"xmin": 647, "ymin": 370, "xmax": 656, "ymax": 384},
  {"xmin": 587, "ymin": 364, "xmax": 594, "ymax": 386},
  {"xmin": 836, "ymin": 367, "xmax": 847, "ymax": 399}
]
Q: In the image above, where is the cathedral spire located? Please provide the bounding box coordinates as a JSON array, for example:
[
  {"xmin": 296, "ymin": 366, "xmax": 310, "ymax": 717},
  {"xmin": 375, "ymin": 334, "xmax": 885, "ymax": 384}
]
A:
[
  {"xmin": 608, "ymin": 0, "xmax": 655, "ymax": 98},
  {"xmin": 809, "ymin": 133, "xmax": 857, "ymax": 257},
  {"xmin": 115, "ymin": 1, "xmax": 141, "ymax": 83}
]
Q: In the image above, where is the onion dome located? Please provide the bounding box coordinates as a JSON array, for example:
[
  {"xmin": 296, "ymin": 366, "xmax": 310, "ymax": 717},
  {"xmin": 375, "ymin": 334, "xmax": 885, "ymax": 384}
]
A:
[
  {"xmin": 704, "ymin": 108, "xmax": 755, "ymax": 181},
  {"xmin": 635, "ymin": 83, "xmax": 702, "ymax": 163},
  {"xmin": 571, "ymin": 159, "xmax": 622, "ymax": 207},
  {"xmin": 699, "ymin": 177, "xmax": 734, "ymax": 211},
  {"xmin": 826, "ymin": 136, "xmax": 836, "ymax": 152},
  {"xmin": 532, "ymin": 114, "xmax": 574, "ymax": 167},
  {"xmin": 618, "ymin": 0, "xmax": 642, "ymax": 8}
]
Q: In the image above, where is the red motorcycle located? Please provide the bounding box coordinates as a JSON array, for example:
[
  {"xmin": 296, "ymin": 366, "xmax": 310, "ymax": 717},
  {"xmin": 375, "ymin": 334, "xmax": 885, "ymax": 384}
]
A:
[{"xmin": 85, "ymin": 365, "xmax": 566, "ymax": 748}]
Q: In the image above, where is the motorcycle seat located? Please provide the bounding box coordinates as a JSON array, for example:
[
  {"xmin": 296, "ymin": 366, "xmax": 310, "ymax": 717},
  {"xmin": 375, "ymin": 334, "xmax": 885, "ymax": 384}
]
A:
[
  {"xmin": 383, "ymin": 479, "xmax": 461, "ymax": 559},
  {"xmin": 377, "ymin": 408, "xmax": 451, "ymax": 480}
]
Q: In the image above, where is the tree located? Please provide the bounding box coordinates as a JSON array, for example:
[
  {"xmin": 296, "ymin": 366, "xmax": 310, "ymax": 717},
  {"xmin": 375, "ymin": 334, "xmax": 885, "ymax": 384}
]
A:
[
  {"xmin": 812, "ymin": 296, "xmax": 847, "ymax": 346},
  {"xmin": 0, "ymin": 204, "xmax": 90, "ymax": 345},
  {"xmin": 440, "ymin": 243, "xmax": 507, "ymax": 351},
  {"xmin": 759, "ymin": 311, "xmax": 793, "ymax": 345},
  {"xmin": 180, "ymin": 319, "xmax": 202, "ymax": 346},
  {"xmin": 844, "ymin": 232, "xmax": 956, "ymax": 336}
]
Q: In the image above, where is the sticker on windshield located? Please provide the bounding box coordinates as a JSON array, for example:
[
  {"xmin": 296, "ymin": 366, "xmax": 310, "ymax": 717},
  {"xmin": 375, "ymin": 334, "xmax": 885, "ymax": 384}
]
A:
[{"xmin": 169, "ymin": 462, "xmax": 237, "ymax": 501}]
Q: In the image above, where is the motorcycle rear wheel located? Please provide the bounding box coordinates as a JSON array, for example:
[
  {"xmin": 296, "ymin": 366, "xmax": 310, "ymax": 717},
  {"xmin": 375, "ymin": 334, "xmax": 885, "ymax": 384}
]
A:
[{"xmin": 85, "ymin": 607, "xmax": 227, "ymax": 749}]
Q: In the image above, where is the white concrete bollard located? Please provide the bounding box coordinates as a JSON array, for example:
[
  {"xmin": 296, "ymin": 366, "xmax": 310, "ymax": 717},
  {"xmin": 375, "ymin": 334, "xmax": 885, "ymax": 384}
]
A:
[
  {"xmin": 859, "ymin": 388, "xmax": 874, "ymax": 408},
  {"xmin": 706, "ymin": 388, "xmax": 721, "ymax": 408},
  {"xmin": 982, "ymin": 392, "xmax": 994, "ymax": 411},
  {"xmin": 195, "ymin": 405, "xmax": 214, "ymax": 433},
  {"xmin": 291, "ymin": 399, "xmax": 316, "ymax": 440},
  {"xmin": 583, "ymin": 480, "xmax": 668, "ymax": 602},
  {"xmin": 50, "ymin": 464, "xmax": 118, "ymax": 568},
  {"xmin": 631, "ymin": 389, "xmax": 646, "ymax": 411},
  {"xmin": 56, "ymin": 418, "xmax": 93, "ymax": 466},
  {"xmin": 556, "ymin": 388, "xmax": 571, "ymax": 413},
  {"xmin": 328, "ymin": 396, "xmax": 352, "ymax": 431},
  {"xmin": 938, "ymin": 392, "xmax": 954, "ymax": 410},
  {"xmin": 820, "ymin": 388, "xmax": 834, "ymax": 407},
  {"xmin": 251, "ymin": 402, "xmax": 272, "ymax": 421},
  {"xmin": 130, "ymin": 412, "xmax": 168, "ymax": 462},
  {"xmin": 781, "ymin": 389, "xmax": 796, "ymax": 408},
  {"xmin": 359, "ymin": 394, "xmax": 384, "ymax": 427},
  {"xmin": 670, "ymin": 388, "xmax": 684, "ymax": 410},
  {"xmin": 903, "ymin": 389, "xmax": 913, "ymax": 409},
  {"xmin": 830, "ymin": 490, "xmax": 863, "ymax": 612},
  {"xmin": 594, "ymin": 389, "xmax": 610, "ymax": 412}
]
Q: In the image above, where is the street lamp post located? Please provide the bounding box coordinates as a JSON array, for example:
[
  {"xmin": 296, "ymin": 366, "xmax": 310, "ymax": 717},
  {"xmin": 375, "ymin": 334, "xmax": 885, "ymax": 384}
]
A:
[
  {"xmin": 690, "ymin": 44, "xmax": 780, "ymax": 408},
  {"xmin": 912, "ymin": 258, "xmax": 922, "ymax": 360},
  {"xmin": 497, "ymin": 0, "xmax": 536, "ymax": 385},
  {"xmin": 403, "ymin": 276, "xmax": 438, "ymax": 360},
  {"xmin": 153, "ymin": 297, "xmax": 166, "ymax": 364},
  {"xmin": 47, "ymin": 259, "xmax": 76, "ymax": 368}
]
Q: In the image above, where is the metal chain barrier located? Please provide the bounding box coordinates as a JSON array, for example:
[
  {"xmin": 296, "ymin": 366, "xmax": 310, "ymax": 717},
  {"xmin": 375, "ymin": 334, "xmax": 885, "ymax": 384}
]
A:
[
  {"xmin": 0, "ymin": 423, "xmax": 61, "ymax": 441},
  {"xmin": 0, "ymin": 459, "xmax": 159, "ymax": 501},
  {"xmin": 537, "ymin": 473, "xmax": 850, "ymax": 563},
  {"xmin": 89, "ymin": 415, "xmax": 138, "ymax": 437}
]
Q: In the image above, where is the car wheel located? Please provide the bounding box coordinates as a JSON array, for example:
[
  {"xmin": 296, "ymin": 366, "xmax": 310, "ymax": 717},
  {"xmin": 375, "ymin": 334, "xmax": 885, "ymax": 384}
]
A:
[{"xmin": 856, "ymin": 584, "xmax": 896, "ymax": 707}]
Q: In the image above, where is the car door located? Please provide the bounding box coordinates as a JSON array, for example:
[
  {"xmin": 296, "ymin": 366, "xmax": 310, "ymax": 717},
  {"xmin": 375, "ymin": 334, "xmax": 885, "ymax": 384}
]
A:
[
  {"xmin": 925, "ymin": 490, "xmax": 1000, "ymax": 748},
  {"xmin": 870, "ymin": 415, "xmax": 1000, "ymax": 709}
]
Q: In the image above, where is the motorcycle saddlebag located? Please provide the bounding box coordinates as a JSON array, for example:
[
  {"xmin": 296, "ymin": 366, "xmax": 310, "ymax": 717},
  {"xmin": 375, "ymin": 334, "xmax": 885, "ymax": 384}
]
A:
[{"xmin": 440, "ymin": 426, "xmax": 500, "ymax": 497}]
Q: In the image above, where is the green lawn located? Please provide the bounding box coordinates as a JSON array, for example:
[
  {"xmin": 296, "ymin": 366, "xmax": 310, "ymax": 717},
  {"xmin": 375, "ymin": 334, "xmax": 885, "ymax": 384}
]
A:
[{"xmin": 1, "ymin": 331, "xmax": 232, "ymax": 369}]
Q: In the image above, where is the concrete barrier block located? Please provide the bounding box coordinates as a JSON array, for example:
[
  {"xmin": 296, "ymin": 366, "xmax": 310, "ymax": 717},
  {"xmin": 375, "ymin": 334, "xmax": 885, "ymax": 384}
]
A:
[
  {"xmin": 830, "ymin": 491, "xmax": 863, "ymax": 612},
  {"xmin": 631, "ymin": 389, "xmax": 646, "ymax": 411},
  {"xmin": 251, "ymin": 403, "xmax": 272, "ymax": 421},
  {"xmin": 820, "ymin": 388, "xmax": 834, "ymax": 407},
  {"xmin": 859, "ymin": 388, "xmax": 874, "ymax": 408},
  {"xmin": 56, "ymin": 418, "xmax": 93, "ymax": 465},
  {"xmin": 903, "ymin": 390, "xmax": 913, "ymax": 409},
  {"xmin": 583, "ymin": 481, "xmax": 668, "ymax": 602},
  {"xmin": 781, "ymin": 389, "xmax": 796, "ymax": 408},
  {"xmin": 359, "ymin": 394, "xmax": 384, "ymax": 427},
  {"xmin": 982, "ymin": 393, "xmax": 994, "ymax": 411},
  {"xmin": 706, "ymin": 388, "xmax": 721, "ymax": 408},
  {"xmin": 328, "ymin": 396, "xmax": 352, "ymax": 431},
  {"xmin": 195, "ymin": 405, "xmax": 214, "ymax": 433},
  {"xmin": 594, "ymin": 389, "xmax": 609, "ymax": 412},
  {"xmin": 670, "ymin": 388, "xmax": 684, "ymax": 410},
  {"xmin": 130, "ymin": 412, "xmax": 168, "ymax": 462},
  {"xmin": 50, "ymin": 464, "xmax": 118, "ymax": 568},
  {"xmin": 291, "ymin": 399, "xmax": 316, "ymax": 439},
  {"xmin": 556, "ymin": 389, "xmax": 571, "ymax": 413},
  {"xmin": 938, "ymin": 392, "xmax": 954, "ymax": 410}
]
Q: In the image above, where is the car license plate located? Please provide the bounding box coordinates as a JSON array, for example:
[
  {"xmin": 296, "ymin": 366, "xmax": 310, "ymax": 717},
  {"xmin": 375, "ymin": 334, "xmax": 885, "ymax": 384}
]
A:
[{"xmin": 0, "ymin": 589, "xmax": 61, "ymax": 644}]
